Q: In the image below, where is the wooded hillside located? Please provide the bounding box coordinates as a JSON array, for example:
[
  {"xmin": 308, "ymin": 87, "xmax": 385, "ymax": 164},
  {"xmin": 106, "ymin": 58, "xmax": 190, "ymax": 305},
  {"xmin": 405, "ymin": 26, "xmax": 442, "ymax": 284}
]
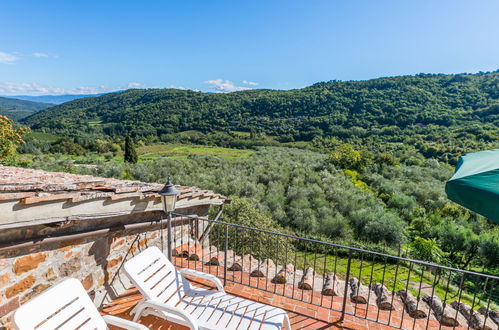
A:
[
  {"xmin": 0, "ymin": 96, "xmax": 53, "ymax": 121},
  {"xmin": 24, "ymin": 72, "xmax": 499, "ymax": 162}
]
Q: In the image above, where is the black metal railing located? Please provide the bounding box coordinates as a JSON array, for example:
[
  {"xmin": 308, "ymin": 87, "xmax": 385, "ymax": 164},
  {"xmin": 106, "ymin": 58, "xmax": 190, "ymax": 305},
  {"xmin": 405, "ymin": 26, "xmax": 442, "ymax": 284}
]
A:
[{"xmin": 169, "ymin": 213, "xmax": 498, "ymax": 329}]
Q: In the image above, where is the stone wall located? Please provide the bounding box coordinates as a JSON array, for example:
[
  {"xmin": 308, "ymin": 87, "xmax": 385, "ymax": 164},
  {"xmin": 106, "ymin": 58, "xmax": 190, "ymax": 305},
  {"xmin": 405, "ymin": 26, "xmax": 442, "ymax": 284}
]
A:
[{"xmin": 0, "ymin": 207, "xmax": 211, "ymax": 328}]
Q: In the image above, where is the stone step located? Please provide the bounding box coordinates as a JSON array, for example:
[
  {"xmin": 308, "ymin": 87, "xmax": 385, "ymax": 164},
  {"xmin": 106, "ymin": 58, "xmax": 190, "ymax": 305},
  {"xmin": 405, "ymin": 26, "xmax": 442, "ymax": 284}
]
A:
[
  {"xmin": 423, "ymin": 294, "xmax": 461, "ymax": 327},
  {"xmin": 271, "ymin": 264, "xmax": 294, "ymax": 284},
  {"xmin": 298, "ymin": 267, "xmax": 315, "ymax": 290},
  {"xmin": 349, "ymin": 277, "xmax": 370, "ymax": 304},
  {"xmin": 322, "ymin": 273, "xmax": 340, "ymax": 296},
  {"xmin": 371, "ymin": 283, "xmax": 395, "ymax": 310},
  {"xmin": 173, "ymin": 242, "xmax": 203, "ymax": 259},
  {"xmin": 199, "ymin": 245, "xmax": 219, "ymax": 262},
  {"xmin": 250, "ymin": 258, "xmax": 276, "ymax": 277},
  {"xmin": 227, "ymin": 254, "xmax": 243, "ymax": 271},
  {"xmin": 451, "ymin": 301, "xmax": 495, "ymax": 330},
  {"xmin": 206, "ymin": 249, "xmax": 236, "ymax": 266},
  {"xmin": 240, "ymin": 254, "xmax": 259, "ymax": 273},
  {"xmin": 478, "ymin": 307, "xmax": 499, "ymax": 326},
  {"xmin": 397, "ymin": 289, "xmax": 430, "ymax": 319}
]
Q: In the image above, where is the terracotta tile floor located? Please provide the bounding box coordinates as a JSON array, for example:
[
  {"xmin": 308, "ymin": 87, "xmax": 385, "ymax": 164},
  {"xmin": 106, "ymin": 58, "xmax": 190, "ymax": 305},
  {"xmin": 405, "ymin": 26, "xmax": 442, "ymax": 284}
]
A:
[{"xmin": 102, "ymin": 257, "xmax": 470, "ymax": 329}]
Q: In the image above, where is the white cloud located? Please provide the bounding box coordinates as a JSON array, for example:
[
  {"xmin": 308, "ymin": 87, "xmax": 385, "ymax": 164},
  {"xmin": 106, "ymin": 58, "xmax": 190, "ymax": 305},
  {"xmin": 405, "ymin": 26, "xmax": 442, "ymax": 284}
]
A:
[
  {"xmin": 0, "ymin": 82, "xmax": 157, "ymax": 96},
  {"xmin": 125, "ymin": 82, "xmax": 144, "ymax": 89},
  {"xmin": 0, "ymin": 81, "xmax": 202, "ymax": 96},
  {"xmin": 0, "ymin": 82, "xmax": 111, "ymax": 95},
  {"xmin": 0, "ymin": 52, "xmax": 18, "ymax": 64},
  {"xmin": 33, "ymin": 52, "xmax": 60, "ymax": 59},
  {"xmin": 242, "ymin": 80, "xmax": 259, "ymax": 86},
  {"xmin": 0, "ymin": 51, "xmax": 58, "ymax": 63},
  {"xmin": 203, "ymin": 79, "xmax": 252, "ymax": 93},
  {"xmin": 167, "ymin": 85, "xmax": 187, "ymax": 90},
  {"xmin": 32, "ymin": 52, "xmax": 49, "ymax": 58}
]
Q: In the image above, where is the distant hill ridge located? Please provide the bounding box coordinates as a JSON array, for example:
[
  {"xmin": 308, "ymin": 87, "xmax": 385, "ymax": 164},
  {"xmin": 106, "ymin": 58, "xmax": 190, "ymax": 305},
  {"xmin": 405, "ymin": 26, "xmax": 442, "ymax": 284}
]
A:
[
  {"xmin": 24, "ymin": 71, "xmax": 499, "ymax": 141},
  {"xmin": 9, "ymin": 93, "xmax": 105, "ymax": 105},
  {"xmin": 0, "ymin": 96, "xmax": 54, "ymax": 121}
]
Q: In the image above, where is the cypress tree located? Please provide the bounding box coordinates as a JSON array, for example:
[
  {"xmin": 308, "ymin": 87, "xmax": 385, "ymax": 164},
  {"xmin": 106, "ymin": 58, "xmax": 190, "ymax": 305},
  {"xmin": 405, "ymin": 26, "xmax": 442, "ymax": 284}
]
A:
[{"xmin": 124, "ymin": 135, "xmax": 138, "ymax": 163}]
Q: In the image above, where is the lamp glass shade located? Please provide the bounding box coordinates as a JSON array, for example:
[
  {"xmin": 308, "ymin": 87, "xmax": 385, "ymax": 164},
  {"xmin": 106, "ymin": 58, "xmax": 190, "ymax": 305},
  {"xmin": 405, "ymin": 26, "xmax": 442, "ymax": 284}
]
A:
[
  {"xmin": 161, "ymin": 194, "xmax": 177, "ymax": 213},
  {"xmin": 157, "ymin": 177, "xmax": 180, "ymax": 213}
]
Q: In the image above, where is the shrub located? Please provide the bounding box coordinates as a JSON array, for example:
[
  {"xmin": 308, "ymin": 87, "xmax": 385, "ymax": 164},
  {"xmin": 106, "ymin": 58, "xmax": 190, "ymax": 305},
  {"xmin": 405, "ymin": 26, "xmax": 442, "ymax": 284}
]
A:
[
  {"xmin": 0, "ymin": 115, "xmax": 29, "ymax": 164},
  {"xmin": 211, "ymin": 197, "xmax": 294, "ymax": 263}
]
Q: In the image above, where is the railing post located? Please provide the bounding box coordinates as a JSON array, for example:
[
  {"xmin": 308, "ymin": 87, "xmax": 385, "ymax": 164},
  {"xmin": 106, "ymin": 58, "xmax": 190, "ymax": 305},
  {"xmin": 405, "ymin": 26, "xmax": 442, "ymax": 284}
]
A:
[
  {"xmin": 167, "ymin": 211, "xmax": 172, "ymax": 261},
  {"xmin": 341, "ymin": 249, "xmax": 352, "ymax": 321},
  {"xmin": 160, "ymin": 216, "xmax": 164, "ymax": 254},
  {"xmin": 223, "ymin": 224, "xmax": 229, "ymax": 286}
]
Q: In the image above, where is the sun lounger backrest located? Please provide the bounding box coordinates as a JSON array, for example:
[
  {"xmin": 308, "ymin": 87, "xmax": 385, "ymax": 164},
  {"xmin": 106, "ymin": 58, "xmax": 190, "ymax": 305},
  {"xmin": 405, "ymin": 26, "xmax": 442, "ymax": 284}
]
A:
[
  {"xmin": 14, "ymin": 278, "xmax": 107, "ymax": 330},
  {"xmin": 124, "ymin": 246, "xmax": 191, "ymax": 306}
]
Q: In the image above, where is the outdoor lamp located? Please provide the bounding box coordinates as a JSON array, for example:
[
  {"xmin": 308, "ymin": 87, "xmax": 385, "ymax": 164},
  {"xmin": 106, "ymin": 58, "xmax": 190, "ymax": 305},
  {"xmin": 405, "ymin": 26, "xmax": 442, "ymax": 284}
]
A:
[
  {"xmin": 158, "ymin": 177, "xmax": 180, "ymax": 260},
  {"xmin": 158, "ymin": 177, "xmax": 180, "ymax": 212}
]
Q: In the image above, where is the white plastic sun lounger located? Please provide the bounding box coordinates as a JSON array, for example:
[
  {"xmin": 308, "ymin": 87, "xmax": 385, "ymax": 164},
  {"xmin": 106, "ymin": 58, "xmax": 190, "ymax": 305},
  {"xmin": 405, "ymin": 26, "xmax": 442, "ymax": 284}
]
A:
[
  {"xmin": 124, "ymin": 246, "xmax": 291, "ymax": 330},
  {"xmin": 14, "ymin": 278, "xmax": 148, "ymax": 330}
]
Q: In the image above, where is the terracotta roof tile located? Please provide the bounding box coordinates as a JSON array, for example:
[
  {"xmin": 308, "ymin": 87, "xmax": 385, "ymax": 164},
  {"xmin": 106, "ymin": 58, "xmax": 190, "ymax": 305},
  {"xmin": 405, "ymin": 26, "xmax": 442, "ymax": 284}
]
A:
[
  {"xmin": 71, "ymin": 192, "xmax": 115, "ymax": 203},
  {"xmin": 108, "ymin": 192, "xmax": 143, "ymax": 201},
  {"xmin": 21, "ymin": 193, "xmax": 80, "ymax": 205},
  {"xmin": 0, "ymin": 192, "xmax": 36, "ymax": 201},
  {"xmin": 0, "ymin": 166, "xmax": 226, "ymax": 206}
]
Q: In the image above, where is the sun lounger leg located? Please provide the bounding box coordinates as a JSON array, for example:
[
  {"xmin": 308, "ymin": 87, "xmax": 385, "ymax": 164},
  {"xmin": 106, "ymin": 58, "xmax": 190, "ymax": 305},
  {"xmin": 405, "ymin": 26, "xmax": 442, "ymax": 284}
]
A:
[
  {"xmin": 284, "ymin": 313, "xmax": 292, "ymax": 329},
  {"xmin": 130, "ymin": 298, "xmax": 145, "ymax": 317}
]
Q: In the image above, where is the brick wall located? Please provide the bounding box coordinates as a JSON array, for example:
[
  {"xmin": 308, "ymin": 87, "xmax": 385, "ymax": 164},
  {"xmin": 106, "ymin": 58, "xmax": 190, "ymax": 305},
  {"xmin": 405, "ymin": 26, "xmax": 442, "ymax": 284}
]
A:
[{"xmin": 0, "ymin": 208, "xmax": 210, "ymax": 328}]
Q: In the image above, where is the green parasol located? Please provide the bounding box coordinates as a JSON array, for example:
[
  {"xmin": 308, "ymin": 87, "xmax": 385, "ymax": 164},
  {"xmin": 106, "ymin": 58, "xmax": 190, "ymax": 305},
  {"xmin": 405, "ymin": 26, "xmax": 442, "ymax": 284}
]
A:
[{"xmin": 445, "ymin": 149, "xmax": 499, "ymax": 224}]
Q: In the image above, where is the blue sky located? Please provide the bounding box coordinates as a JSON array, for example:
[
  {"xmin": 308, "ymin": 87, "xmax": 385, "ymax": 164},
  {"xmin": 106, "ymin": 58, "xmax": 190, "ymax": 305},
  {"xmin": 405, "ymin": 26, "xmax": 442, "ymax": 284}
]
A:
[{"xmin": 1, "ymin": 0, "xmax": 498, "ymax": 95}]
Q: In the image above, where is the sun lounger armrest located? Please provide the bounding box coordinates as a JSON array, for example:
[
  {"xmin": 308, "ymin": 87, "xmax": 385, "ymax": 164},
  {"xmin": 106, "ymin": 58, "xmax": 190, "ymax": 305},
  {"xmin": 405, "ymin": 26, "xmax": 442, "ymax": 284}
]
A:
[
  {"xmin": 180, "ymin": 268, "xmax": 225, "ymax": 293},
  {"xmin": 137, "ymin": 300, "xmax": 199, "ymax": 330},
  {"xmin": 102, "ymin": 315, "xmax": 150, "ymax": 330}
]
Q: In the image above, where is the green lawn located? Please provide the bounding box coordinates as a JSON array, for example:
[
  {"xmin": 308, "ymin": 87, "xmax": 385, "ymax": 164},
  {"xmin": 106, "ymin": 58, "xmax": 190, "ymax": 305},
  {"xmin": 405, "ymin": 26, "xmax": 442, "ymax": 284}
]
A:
[
  {"xmin": 136, "ymin": 144, "xmax": 254, "ymax": 160},
  {"xmin": 178, "ymin": 130, "xmax": 204, "ymax": 136},
  {"xmin": 295, "ymin": 252, "xmax": 497, "ymax": 310},
  {"xmin": 37, "ymin": 143, "xmax": 255, "ymax": 163},
  {"xmin": 87, "ymin": 119, "xmax": 103, "ymax": 126},
  {"xmin": 231, "ymin": 130, "xmax": 251, "ymax": 137},
  {"xmin": 30, "ymin": 132, "xmax": 60, "ymax": 142},
  {"xmin": 281, "ymin": 141, "xmax": 310, "ymax": 148}
]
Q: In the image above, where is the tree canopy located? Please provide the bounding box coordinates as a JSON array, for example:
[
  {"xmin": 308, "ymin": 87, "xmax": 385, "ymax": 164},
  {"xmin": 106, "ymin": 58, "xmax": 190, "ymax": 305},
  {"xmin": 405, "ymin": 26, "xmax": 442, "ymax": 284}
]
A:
[
  {"xmin": 124, "ymin": 135, "xmax": 138, "ymax": 163},
  {"xmin": 0, "ymin": 115, "xmax": 29, "ymax": 165}
]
